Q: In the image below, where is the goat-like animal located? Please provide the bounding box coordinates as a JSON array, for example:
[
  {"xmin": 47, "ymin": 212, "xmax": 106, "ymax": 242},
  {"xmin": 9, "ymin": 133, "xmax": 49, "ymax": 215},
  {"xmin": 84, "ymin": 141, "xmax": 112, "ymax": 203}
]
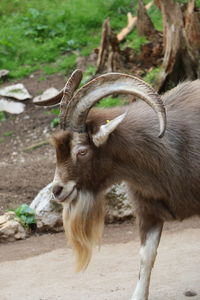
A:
[{"xmin": 34, "ymin": 70, "xmax": 200, "ymax": 300}]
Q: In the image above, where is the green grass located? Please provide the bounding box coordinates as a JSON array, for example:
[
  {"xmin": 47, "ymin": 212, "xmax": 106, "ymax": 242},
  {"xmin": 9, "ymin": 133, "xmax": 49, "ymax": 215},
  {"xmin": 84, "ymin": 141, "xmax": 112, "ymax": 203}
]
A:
[
  {"xmin": 1, "ymin": 0, "xmax": 198, "ymax": 92},
  {"xmin": 0, "ymin": 111, "xmax": 6, "ymax": 122},
  {"xmin": 143, "ymin": 67, "xmax": 161, "ymax": 85},
  {"xmin": 0, "ymin": 0, "xmax": 170, "ymax": 79},
  {"xmin": 0, "ymin": 0, "xmax": 131, "ymax": 79},
  {"xmin": 96, "ymin": 97, "xmax": 125, "ymax": 108},
  {"xmin": 178, "ymin": 0, "xmax": 200, "ymax": 5},
  {"xmin": 3, "ymin": 131, "xmax": 13, "ymax": 137}
]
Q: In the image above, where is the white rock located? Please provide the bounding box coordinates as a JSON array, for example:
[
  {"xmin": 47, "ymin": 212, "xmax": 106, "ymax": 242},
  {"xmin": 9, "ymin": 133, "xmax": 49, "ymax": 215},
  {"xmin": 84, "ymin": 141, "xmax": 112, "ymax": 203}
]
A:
[
  {"xmin": 0, "ymin": 220, "xmax": 27, "ymax": 241},
  {"xmin": 0, "ymin": 69, "xmax": 9, "ymax": 79},
  {"xmin": 0, "ymin": 83, "xmax": 32, "ymax": 100},
  {"xmin": 0, "ymin": 211, "xmax": 27, "ymax": 242},
  {"xmin": 23, "ymin": 115, "xmax": 30, "ymax": 120},
  {"xmin": 0, "ymin": 211, "xmax": 16, "ymax": 225},
  {"xmin": 31, "ymin": 182, "xmax": 134, "ymax": 232},
  {"xmin": 105, "ymin": 182, "xmax": 133, "ymax": 223},
  {"xmin": 30, "ymin": 183, "xmax": 63, "ymax": 232},
  {"xmin": 33, "ymin": 88, "xmax": 59, "ymax": 103},
  {"xmin": 0, "ymin": 98, "xmax": 25, "ymax": 114}
]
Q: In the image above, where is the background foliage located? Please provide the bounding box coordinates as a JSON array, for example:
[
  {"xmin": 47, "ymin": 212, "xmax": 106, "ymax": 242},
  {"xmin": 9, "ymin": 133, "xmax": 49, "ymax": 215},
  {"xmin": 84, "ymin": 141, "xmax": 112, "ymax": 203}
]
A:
[{"xmin": 0, "ymin": 0, "xmax": 199, "ymax": 78}]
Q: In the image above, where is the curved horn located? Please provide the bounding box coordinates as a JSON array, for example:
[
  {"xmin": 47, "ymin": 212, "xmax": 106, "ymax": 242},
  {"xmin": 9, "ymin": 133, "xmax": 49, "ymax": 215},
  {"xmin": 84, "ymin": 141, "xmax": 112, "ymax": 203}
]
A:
[
  {"xmin": 33, "ymin": 89, "xmax": 63, "ymax": 106},
  {"xmin": 59, "ymin": 69, "xmax": 83, "ymax": 129},
  {"xmin": 68, "ymin": 73, "xmax": 166, "ymax": 138},
  {"xmin": 33, "ymin": 69, "xmax": 83, "ymax": 115}
]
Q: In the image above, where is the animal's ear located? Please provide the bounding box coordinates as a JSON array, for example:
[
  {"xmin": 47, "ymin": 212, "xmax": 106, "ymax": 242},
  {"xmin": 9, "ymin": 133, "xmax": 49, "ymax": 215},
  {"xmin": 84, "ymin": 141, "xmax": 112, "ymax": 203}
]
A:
[{"xmin": 92, "ymin": 113, "xmax": 126, "ymax": 147}]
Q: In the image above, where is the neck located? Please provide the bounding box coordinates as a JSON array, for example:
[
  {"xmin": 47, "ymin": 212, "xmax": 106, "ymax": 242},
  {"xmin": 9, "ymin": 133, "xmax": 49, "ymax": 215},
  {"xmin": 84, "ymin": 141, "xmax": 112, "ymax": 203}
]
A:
[{"xmin": 104, "ymin": 109, "xmax": 169, "ymax": 197}]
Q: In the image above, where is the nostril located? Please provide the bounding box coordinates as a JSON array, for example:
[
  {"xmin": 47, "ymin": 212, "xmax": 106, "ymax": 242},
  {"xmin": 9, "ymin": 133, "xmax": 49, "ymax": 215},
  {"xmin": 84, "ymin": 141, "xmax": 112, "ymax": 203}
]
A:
[{"xmin": 52, "ymin": 185, "xmax": 63, "ymax": 198}]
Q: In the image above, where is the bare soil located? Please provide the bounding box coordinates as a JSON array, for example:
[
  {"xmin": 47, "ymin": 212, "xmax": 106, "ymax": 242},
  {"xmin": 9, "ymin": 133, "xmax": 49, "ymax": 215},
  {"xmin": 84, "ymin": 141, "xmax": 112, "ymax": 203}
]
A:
[
  {"xmin": 0, "ymin": 72, "xmax": 67, "ymax": 213},
  {"xmin": 0, "ymin": 219, "xmax": 200, "ymax": 300}
]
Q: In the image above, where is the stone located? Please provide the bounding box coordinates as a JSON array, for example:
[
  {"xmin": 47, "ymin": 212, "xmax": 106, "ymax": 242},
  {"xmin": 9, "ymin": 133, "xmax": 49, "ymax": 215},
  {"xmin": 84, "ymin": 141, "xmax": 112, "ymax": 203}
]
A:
[
  {"xmin": 30, "ymin": 182, "xmax": 134, "ymax": 232},
  {"xmin": 0, "ymin": 211, "xmax": 27, "ymax": 242},
  {"xmin": 0, "ymin": 211, "xmax": 16, "ymax": 225},
  {"xmin": 30, "ymin": 183, "xmax": 63, "ymax": 232},
  {"xmin": 0, "ymin": 98, "xmax": 25, "ymax": 114},
  {"xmin": 0, "ymin": 83, "xmax": 32, "ymax": 100},
  {"xmin": 105, "ymin": 182, "xmax": 133, "ymax": 223},
  {"xmin": 33, "ymin": 88, "xmax": 59, "ymax": 104},
  {"xmin": 0, "ymin": 69, "xmax": 9, "ymax": 79},
  {"xmin": 184, "ymin": 290, "xmax": 197, "ymax": 297}
]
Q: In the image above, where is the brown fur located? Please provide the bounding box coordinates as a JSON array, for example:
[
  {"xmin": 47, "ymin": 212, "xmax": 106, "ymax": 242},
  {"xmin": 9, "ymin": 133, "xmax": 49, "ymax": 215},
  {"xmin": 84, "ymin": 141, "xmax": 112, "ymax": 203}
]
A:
[{"xmin": 51, "ymin": 80, "xmax": 200, "ymax": 271}]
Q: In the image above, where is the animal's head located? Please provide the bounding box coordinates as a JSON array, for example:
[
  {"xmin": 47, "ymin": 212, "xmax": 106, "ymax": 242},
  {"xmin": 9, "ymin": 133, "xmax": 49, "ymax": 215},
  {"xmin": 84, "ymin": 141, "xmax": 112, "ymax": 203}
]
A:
[{"xmin": 34, "ymin": 69, "xmax": 166, "ymax": 271}]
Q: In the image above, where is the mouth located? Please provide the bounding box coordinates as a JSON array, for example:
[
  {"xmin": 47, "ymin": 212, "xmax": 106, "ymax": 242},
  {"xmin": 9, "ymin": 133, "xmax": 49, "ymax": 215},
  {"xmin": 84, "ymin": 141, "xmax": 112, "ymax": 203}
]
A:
[{"xmin": 57, "ymin": 186, "xmax": 77, "ymax": 203}]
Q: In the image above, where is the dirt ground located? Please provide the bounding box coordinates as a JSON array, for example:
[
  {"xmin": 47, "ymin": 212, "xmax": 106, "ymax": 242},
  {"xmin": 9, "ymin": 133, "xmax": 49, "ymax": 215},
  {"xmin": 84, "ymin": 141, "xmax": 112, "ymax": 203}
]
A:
[
  {"xmin": 1, "ymin": 219, "xmax": 200, "ymax": 300},
  {"xmin": 0, "ymin": 72, "xmax": 67, "ymax": 213}
]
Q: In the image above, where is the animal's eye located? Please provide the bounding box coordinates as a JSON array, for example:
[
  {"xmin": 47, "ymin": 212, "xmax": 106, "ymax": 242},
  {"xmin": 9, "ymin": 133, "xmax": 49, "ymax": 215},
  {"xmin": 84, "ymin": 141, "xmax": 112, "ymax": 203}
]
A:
[{"xmin": 77, "ymin": 148, "xmax": 87, "ymax": 156}]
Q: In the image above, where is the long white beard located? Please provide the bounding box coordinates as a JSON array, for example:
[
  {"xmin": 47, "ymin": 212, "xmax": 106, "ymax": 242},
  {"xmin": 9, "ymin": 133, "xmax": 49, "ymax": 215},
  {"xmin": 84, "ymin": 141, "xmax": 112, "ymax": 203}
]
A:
[{"xmin": 62, "ymin": 190, "xmax": 105, "ymax": 271}]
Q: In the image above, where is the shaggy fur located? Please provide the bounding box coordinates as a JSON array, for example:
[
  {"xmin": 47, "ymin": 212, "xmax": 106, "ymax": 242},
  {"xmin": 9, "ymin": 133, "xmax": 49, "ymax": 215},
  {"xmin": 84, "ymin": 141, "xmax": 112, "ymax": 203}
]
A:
[
  {"xmin": 51, "ymin": 80, "xmax": 200, "ymax": 279},
  {"xmin": 62, "ymin": 191, "xmax": 105, "ymax": 271}
]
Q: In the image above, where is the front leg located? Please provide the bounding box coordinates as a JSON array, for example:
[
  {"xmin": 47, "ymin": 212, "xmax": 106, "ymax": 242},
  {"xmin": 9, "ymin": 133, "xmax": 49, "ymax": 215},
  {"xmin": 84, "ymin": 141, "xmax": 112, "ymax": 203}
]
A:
[{"xmin": 132, "ymin": 217, "xmax": 163, "ymax": 300}]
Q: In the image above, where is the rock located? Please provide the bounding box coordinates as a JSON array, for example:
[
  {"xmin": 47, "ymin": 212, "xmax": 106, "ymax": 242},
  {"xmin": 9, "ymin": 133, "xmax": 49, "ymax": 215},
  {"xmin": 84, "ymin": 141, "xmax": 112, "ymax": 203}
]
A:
[
  {"xmin": 0, "ymin": 83, "xmax": 32, "ymax": 100},
  {"xmin": 0, "ymin": 69, "xmax": 9, "ymax": 79},
  {"xmin": 0, "ymin": 98, "xmax": 25, "ymax": 114},
  {"xmin": 30, "ymin": 183, "xmax": 63, "ymax": 232},
  {"xmin": 33, "ymin": 88, "xmax": 59, "ymax": 104},
  {"xmin": 0, "ymin": 211, "xmax": 16, "ymax": 224},
  {"xmin": 31, "ymin": 182, "xmax": 134, "ymax": 232},
  {"xmin": 105, "ymin": 182, "xmax": 133, "ymax": 223},
  {"xmin": 0, "ymin": 212, "xmax": 27, "ymax": 242},
  {"xmin": 184, "ymin": 290, "xmax": 197, "ymax": 297}
]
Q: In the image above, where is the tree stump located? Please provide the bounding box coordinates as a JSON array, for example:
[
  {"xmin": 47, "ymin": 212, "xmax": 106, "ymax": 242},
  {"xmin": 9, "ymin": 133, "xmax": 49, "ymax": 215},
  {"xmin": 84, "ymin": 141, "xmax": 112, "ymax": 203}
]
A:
[
  {"xmin": 137, "ymin": 0, "xmax": 160, "ymax": 41},
  {"xmin": 95, "ymin": 1, "xmax": 200, "ymax": 92},
  {"xmin": 96, "ymin": 19, "xmax": 123, "ymax": 74},
  {"xmin": 117, "ymin": 1, "xmax": 154, "ymax": 42},
  {"xmin": 155, "ymin": 0, "xmax": 200, "ymax": 92}
]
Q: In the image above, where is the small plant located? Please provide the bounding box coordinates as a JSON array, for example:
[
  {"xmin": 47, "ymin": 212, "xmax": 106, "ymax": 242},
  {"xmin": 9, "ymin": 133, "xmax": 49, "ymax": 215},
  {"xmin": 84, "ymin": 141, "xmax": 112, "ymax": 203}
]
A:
[
  {"xmin": 14, "ymin": 204, "xmax": 36, "ymax": 229},
  {"xmin": 50, "ymin": 108, "xmax": 60, "ymax": 128},
  {"xmin": 51, "ymin": 117, "xmax": 59, "ymax": 128},
  {"xmin": 0, "ymin": 111, "xmax": 6, "ymax": 122},
  {"xmin": 143, "ymin": 67, "xmax": 160, "ymax": 85},
  {"xmin": 51, "ymin": 108, "xmax": 60, "ymax": 116},
  {"xmin": 3, "ymin": 131, "xmax": 13, "ymax": 137}
]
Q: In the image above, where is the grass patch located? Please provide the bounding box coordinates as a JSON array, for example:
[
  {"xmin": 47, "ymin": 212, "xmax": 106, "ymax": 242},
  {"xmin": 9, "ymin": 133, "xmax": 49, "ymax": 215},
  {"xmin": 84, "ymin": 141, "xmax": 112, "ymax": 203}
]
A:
[
  {"xmin": 51, "ymin": 108, "xmax": 60, "ymax": 116},
  {"xmin": 1, "ymin": 0, "xmax": 196, "ymax": 80},
  {"xmin": 0, "ymin": 111, "xmax": 6, "ymax": 122},
  {"xmin": 3, "ymin": 131, "xmax": 13, "ymax": 137},
  {"xmin": 50, "ymin": 108, "xmax": 60, "ymax": 128},
  {"xmin": 125, "ymin": 33, "xmax": 148, "ymax": 52},
  {"xmin": 0, "ymin": 0, "xmax": 132, "ymax": 79},
  {"xmin": 43, "ymin": 54, "xmax": 77, "ymax": 76},
  {"xmin": 96, "ymin": 97, "xmax": 125, "ymax": 108},
  {"xmin": 143, "ymin": 67, "xmax": 160, "ymax": 84},
  {"xmin": 51, "ymin": 118, "xmax": 60, "ymax": 128},
  {"xmin": 81, "ymin": 65, "xmax": 97, "ymax": 85}
]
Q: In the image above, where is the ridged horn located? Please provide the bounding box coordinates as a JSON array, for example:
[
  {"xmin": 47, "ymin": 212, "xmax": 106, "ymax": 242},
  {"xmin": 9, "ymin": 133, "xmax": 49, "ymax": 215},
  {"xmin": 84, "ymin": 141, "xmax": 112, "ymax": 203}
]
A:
[
  {"xmin": 68, "ymin": 73, "xmax": 166, "ymax": 138},
  {"xmin": 33, "ymin": 69, "xmax": 83, "ymax": 129},
  {"xmin": 33, "ymin": 89, "xmax": 63, "ymax": 106},
  {"xmin": 59, "ymin": 69, "xmax": 83, "ymax": 129}
]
